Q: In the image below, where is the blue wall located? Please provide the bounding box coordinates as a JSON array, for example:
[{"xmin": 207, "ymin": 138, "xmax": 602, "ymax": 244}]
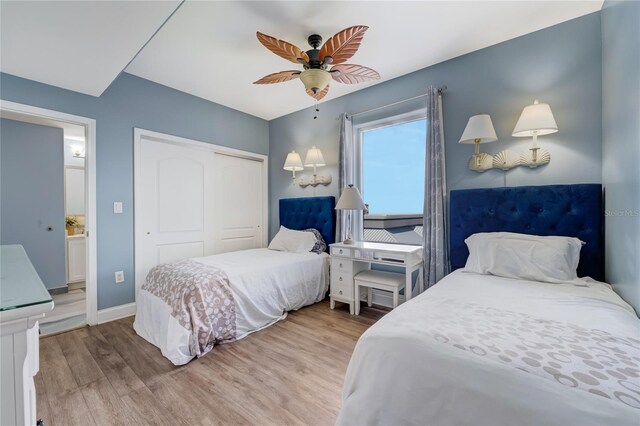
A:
[
  {"xmin": 601, "ymin": 0, "xmax": 640, "ymax": 313},
  {"xmin": 268, "ymin": 13, "xmax": 603, "ymax": 243},
  {"xmin": 0, "ymin": 72, "xmax": 269, "ymax": 309},
  {"xmin": 1, "ymin": 119, "xmax": 66, "ymax": 289}
]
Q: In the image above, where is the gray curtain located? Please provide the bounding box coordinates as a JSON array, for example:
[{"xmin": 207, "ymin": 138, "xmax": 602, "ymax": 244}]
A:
[
  {"xmin": 423, "ymin": 86, "xmax": 450, "ymax": 286},
  {"xmin": 337, "ymin": 113, "xmax": 362, "ymax": 242}
]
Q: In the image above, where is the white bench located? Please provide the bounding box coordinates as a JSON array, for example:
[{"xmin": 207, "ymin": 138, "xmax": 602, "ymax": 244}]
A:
[{"xmin": 354, "ymin": 270, "xmax": 405, "ymax": 315}]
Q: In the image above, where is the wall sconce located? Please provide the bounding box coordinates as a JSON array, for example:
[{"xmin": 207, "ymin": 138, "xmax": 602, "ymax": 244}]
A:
[
  {"xmin": 459, "ymin": 114, "xmax": 498, "ymax": 172},
  {"xmin": 283, "ymin": 150, "xmax": 303, "ymax": 182},
  {"xmin": 512, "ymin": 99, "xmax": 558, "ymax": 168},
  {"xmin": 300, "ymin": 146, "xmax": 332, "ymax": 187}
]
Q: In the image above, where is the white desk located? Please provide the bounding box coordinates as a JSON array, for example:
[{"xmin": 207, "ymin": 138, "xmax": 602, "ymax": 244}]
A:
[
  {"xmin": 1, "ymin": 245, "xmax": 54, "ymax": 426},
  {"xmin": 329, "ymin": 242, "xmax": 424, "ymax": 314}
]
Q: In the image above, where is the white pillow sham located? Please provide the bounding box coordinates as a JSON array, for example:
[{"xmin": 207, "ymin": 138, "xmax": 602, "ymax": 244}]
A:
[
  {"xmin": 268, "ymin": 226, "xmax": 317, "ymax": 253},
  {"xmin": 464, "ymin": 232, "xmax": 585, "ymax": 284}
]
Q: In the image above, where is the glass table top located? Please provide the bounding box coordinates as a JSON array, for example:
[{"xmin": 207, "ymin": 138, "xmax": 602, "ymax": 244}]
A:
[{"xmin": 1, "ymin": 245, "xmax": 52, "ymax": 312}]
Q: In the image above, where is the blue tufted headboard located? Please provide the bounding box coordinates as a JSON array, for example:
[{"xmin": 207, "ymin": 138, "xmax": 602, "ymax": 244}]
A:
[
  {"xmin": 279, "ymin": 196, "xmax": 336, "ymax": 249},
  {"xmin": 449, "ymin": 184, "xmax": 604, "ymax": 281}
]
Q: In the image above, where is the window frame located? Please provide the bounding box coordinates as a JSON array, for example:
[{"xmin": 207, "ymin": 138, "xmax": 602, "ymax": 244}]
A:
[{"xmin": 354, "ymin": 108, "xmax": 427, "ymax": 215}]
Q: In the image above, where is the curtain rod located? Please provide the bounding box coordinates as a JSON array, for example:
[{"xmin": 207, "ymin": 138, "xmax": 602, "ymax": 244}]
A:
[{"xmin": 349, "ymin": 86, "xmax": 447, "ymax": 118}]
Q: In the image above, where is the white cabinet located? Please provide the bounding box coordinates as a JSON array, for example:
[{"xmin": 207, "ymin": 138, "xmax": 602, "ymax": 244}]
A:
[
  {"xmin": 1, "ymin": 245, "xmax": 53, "ymax": 426},
  {"xmin": 67, "ymin": 236, "xmax": 86, "ymax": 283},
  {"xmin": 329, "ymin": 247, "xmax": 369, "ymax": 315}
]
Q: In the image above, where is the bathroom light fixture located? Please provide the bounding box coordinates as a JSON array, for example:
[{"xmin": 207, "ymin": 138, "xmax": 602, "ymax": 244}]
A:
[
  {"xmin": 299, "ymin": 146, "xmax": 332, "ymax": 187},
  {"xmin": 459, "ymin": 114, "xmax": 497, "ymax": 172},
  {"xmin": 283, "ymin": 150, "xmax": 303, "ymax": 182},
  {"xmin": 73, "ymin": 147, "xmax": 85, "ymax": 159},
  {"xmin": 512, "ymin": 100, "xmax": 557, "ymax": 168}
]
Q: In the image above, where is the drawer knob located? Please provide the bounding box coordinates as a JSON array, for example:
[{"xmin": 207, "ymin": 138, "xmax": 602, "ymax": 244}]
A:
[
  {"xmin": 339, "ymin": 249, "xmax": 343, "ymax": 254},
  {"xmin": 339, "ymin": 290, "xmax": 343, "ymax": 295},
  {"xmin": 339, "ymin": 277, "xmax": 343, "ymax": 282},
  {"xmin": 339, "ymin": 263, "xmax": 343, "ymax": 268}
]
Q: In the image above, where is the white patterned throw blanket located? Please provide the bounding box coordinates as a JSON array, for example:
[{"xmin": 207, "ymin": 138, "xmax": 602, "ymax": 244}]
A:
[
  {"xmin": 427, "ymin": 298, "xmax": 640, "ymax": 409},
  {"xmin": 339, "ymin": 271, "xmax": 640, "ymax": 426},
  {"xmin": 142, "ymin": 259, "xmax": 237, "ymax": 358}
]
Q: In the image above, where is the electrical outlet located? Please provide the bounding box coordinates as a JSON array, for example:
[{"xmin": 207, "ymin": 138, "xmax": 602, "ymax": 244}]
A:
[{"xmin": 115, "ymin": 271, "xmax": 125, "ymax": 283}]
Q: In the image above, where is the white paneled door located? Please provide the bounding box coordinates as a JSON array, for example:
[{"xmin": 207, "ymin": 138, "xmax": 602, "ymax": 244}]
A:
[
  {"xmin": 213, "ymin": 153, "xmax": 264, "ymax": 253},
  {"xmin": 134, "ymin": 130, "xmax": 267, "ymax": 294},
  {"xmin": 136, "ymin": 138, "xmax": 215, "ymax": 290}
]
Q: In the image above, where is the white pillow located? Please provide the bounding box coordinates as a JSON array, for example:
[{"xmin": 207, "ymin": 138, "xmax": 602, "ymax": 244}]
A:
[
  {"xmin": 268, "ymin": 226, "xmax": 317, "ymax": 253},
  {"xmin": 464, "ymin": 232, "xmax": 584, "ymax": 284}
]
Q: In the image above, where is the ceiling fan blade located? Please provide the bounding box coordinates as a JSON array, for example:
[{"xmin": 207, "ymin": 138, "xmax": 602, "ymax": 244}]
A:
[
  {"xmin": 319, "ymin": 26, "xmax": 368, "ymax": 65},
  {"xmin": 253, "ymin": 70, "xmax": 301, "ymax": 84},
  {"xmin": 256, "ymin": 32, "xmax": 310, "ymax": 64},
  {"xmin": 306, "ymin": 85, "xmax": 330, "ymax": 101},
  {"xmin": 330, "ymin": 64, "xmax": 380, "ymax": 84}
]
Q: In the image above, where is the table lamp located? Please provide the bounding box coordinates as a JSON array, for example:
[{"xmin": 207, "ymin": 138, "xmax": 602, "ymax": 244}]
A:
[{"xmin": 335, "ymin": 184, "xmax": 366, "ymax": 245}]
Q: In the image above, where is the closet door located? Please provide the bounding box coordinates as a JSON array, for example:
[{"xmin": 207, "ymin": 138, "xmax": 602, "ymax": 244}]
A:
[
  {"xmin": 213, "ymin": 153, "xmax": 264, "ymax": 253},
  {"xmin": 136, "ymin": 139, "xmax": 215, "ymax": 289}
]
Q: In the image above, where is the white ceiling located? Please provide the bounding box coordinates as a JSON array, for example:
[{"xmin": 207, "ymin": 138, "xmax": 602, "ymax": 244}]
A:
[
  {"xmin": 0, "ymin": 0, "xmax": 181, "ymax": 96},
  {"xmin": 126, "ymin": 1, "xmax": 602, "ymax": 120},
  {"xmin": 1, "ymin": 1, "xmax": 603, "ymax": 120}
]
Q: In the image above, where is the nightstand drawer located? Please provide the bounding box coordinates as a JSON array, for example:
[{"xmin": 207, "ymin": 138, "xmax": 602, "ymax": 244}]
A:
[
  {"xmin": 331, "ymin": 246, "xmax": 351, "ymax": 257},
  {"xmin": 331, "ymin": 258, "xmax": 352, "ymax": 273},
  {"xmin": 331, "ymin": 278, "xmax": 353, "ymax": 299}
]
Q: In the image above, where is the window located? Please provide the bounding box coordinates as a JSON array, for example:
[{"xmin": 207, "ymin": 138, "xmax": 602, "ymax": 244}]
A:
[{"xmin": 357, "ymin": 112, "xmax": 426, "ymax": 244}]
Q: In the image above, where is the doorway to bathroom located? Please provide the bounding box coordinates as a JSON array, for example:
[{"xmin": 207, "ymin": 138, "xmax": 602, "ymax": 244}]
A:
[{"xmin": 0, "ymin": 100, "xmax": 97, "ymax": 333}]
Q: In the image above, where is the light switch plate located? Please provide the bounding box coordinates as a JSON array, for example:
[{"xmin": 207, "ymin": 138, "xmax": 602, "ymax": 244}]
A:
[
  {"xmin": 113, "ymin": 202, "xmax": 123, "ymax": 214},
  {"xmin": 115, "ymin": 271, "xmax": 125, "ymax": 283}
]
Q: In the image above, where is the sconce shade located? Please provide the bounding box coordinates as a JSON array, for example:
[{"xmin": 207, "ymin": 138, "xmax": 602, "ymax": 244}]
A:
[
  {"xmin": 299, "ymin": 69, "xmax": 331, "ymax": 94},
  {"xmin": 304, "ymin": 146, "xmax": 326, "ymax": 167},
  {"xmin": 512, "ymin": 100, "xmax": 558, "ymax": 137},
  {"xmin": 283, "ymin": 150, "xmax": 303, "ymax": 171},
  {"xmin": 459, "ymin": 114, "xmax": 498, "ymax": 144},
  {"xmin": 335, "ymin": 185, "xmax": 366, "ymax": 210}
]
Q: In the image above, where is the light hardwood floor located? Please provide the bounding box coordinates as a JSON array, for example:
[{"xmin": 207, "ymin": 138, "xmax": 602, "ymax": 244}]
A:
[{"xmin": 36, "ymin": 300, "xmax": 386, "ymax": 425}]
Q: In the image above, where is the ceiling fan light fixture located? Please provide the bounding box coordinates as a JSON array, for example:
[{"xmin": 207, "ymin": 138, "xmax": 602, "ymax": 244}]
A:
[{"xmin": 299, "ymin": 69, "xmax": 331, "ymax": 94}]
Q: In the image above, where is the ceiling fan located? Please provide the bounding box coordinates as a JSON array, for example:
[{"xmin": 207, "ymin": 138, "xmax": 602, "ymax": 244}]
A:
[{"xmin": 253, "ymin": 26, "xmax": 380, "ymax": 101}]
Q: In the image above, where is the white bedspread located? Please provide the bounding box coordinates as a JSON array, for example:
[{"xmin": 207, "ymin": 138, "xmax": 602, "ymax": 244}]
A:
[
  {"xmin": 338, "ymin": 270, "xmax": 640, "ymax": 426},
  {"xmin": 134, "ymin": 248, "xmax": 329, "ymax": 365}
]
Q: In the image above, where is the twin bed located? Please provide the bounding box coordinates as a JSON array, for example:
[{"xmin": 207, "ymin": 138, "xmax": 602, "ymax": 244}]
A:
[
  {"xmin": 133, "ymin": 196, "xmax": 335, "ymax": 365},
  {"xmin": 338, "ymin": 184, "xmax": 639, "ymax": 425},
  {"xmin": 133, "ymin": 184, "xmax": 638, "ymax": 425}
]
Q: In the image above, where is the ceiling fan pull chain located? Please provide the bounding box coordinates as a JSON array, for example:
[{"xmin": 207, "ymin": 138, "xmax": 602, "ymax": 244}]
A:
[{"xmin": 314, "ymin": 99, "xmax": 319, "ymax": 120}]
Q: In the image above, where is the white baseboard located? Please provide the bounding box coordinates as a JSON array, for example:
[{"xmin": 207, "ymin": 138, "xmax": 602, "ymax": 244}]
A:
[{"xmin": 97, "ymin": 302, "xmax": 136, "ymax": 324}]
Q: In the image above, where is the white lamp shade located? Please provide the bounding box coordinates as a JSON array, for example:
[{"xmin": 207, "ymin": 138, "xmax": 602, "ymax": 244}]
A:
[
  {"xmin": 283, "ymin": 150, "xmax": 303, "ymax": 171},
  {"xmin": 512, "ymin": 100, "xmax": 558, "ymax": 137},
  {"xmin": 304, "ymin": 146, "xmax": 326, "ymax": 167},
  {"xmin": 335, "ymin": 185, "xmax": 366, "ymax": 210},
  {"xmin": 459, "ymin": 114, "xmax": 498, "ymax": 144}
]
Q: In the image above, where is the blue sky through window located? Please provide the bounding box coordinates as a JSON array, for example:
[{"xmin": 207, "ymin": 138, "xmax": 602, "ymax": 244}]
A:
[{"xmin": 362, "ymin": 118, "xmax": 426, "ymax": 214}]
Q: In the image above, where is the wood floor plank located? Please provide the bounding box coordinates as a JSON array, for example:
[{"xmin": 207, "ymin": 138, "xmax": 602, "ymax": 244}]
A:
[
  {"xmin": 81, "ymin": 326, "xmax": 146, "ymax": 396},
  {"xmin": 48, "ymin": 388, "xmax": 97, "ymax": 426},
  {"xmin": 38, "ymin": 336, "xmax": 79, "ymax": 402},
  {"xmin": 81, "ymin": 377, "xmax": 142, "ymax": 425},
  {"xmin": 120, "ymin": 386, "xmax": 182, "ymax": 426},
  {"xmin": 37, "ymin": 300, "xmax": 384, "ymax": 425},
  {"xmin": 33, "ymin": 372, "xmax": 52, "ymax": 425},
  {"xmin": 56, "ymin": 330, "xmax": 105, "ymax": 386}
]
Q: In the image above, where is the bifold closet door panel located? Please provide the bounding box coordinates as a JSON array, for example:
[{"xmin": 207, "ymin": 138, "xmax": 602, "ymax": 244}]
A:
[
  {"xmin": 213, "ymin": 153, "xmax": 264, "ymax": 254},
  {"xmin": 137, "ymin": 139, "xmax": 215, "ymax": 287}
]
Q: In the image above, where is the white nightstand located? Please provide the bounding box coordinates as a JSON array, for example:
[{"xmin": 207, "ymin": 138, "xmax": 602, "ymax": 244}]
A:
[
  {"xmin": 329, "ymin": 245, "xmax": 369, "ymax": 314},
  {"xmin": 329, "ymin": 242, "xmax": 423, "ymax": 314}
]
